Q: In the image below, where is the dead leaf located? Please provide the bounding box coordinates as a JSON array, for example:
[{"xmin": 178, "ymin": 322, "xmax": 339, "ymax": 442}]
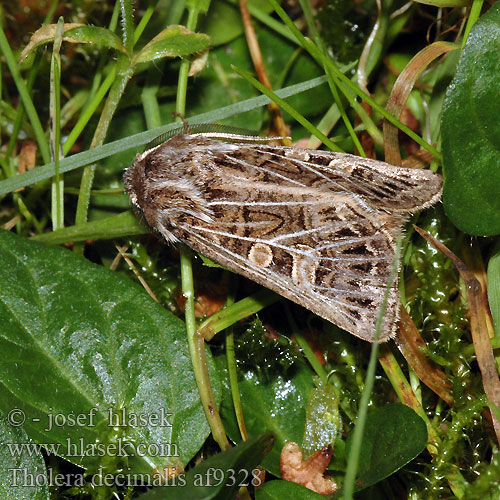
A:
[
  {"xmin": 280, "ymin": 442, "xmax": 336, "ymax": 495},
  {"xmin": 188, "ymin": 48, "xmax": 209, "ymax": 76},
  {"xmin": 20, "ymin": 23, "xmax": 84, "ymax": 61},
  {"xmin": 175, "ymin": 276, "xmax": 228, "ymax": 318},
  {"xmin": 18, "ymin": 140, "xmax": 37, "ymax": 174}
]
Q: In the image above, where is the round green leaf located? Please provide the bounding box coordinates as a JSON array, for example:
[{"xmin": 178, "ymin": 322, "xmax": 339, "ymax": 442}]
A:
[
  {"xmin": 0, "ymin": 230, "xmax": 219, "ymax": 474},
  {"xmin": 64, "ymin": 26, "xmax": 126, "ymax": 53},
  {"xmin": 441, "ymin": 3, "xmax": 500, "ymax": 235},
  {"xmin": 134, "ymin": 26, "xmax": 210, "ymax": 64},
  {"xmin": 0, "ymin": 413, "xmax": 49, "ymax": 500},
  {"xmin": 217, "ymin": 356, "xmax": 314, "ymax": 477},
  {"xmin": 487, "ymin": 241, "xmax": 500, "ymax": 337},
  {"xmin": 20, "ymin": 24, "xmax": 126, "ymax": 62},
  {"xmin": 138, "ymin": 432, "xmax": 275, "ymax": 499},
  {"xmin": 256, "ymin": 479, "xmax": 325, "ymax": 500},
  {"xmin": 345, "ymin": 404, "xmax": 427, "ymax": 490}
]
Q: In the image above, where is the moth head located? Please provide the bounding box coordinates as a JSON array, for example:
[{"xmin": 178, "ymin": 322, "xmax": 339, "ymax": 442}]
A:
[
  {"xmin": 124, "ymin": 154, "xmax": 147, "ymax": 209},
  {"xmin": 124, "ymin": 148, "xmax": 214, "ymax": 243}
]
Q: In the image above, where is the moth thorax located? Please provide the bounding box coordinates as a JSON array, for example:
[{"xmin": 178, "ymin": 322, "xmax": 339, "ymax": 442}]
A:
[{"xmin": 153, "ymin": 179, "xmax": 213, "ymax": 223}]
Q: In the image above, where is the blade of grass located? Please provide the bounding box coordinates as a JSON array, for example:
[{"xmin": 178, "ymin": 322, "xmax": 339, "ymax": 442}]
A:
[
  {"xmin": 133, "ymin": 0, "xmax": 160, "ymax": 44},
  {"xmin": 0, "ymin": 75, "xmax": 327, "ymax": 196},
  {"xmin": 7, "ymin": 0, "xmax": 58, "ymax": 158},
  {"xmin": 226, "ymin": 0, "xmax": 297, "ymax": 43},
  {"xmin": 267, "ymin": 0, "xmax": 442, "ymax": 161},
  {"xmin": 462, "ymin": 0, "xmax": 485, "ymax": 46},
  {"xmin": 73, "ymin": 55, "xmax": 133, "ymax": 230},
  {"xmin": 285, "ymin": 304, "xmax": 328, "ymax": 384},
  {"xmin": 50, "ymin": 17, "xmax": 64, "ymax": 230},
  {"xmin": 63, "ymin": 1, "xmax": 121, "ymax": 155},
  {"xmin": 297, "ymin": 0, "xmax": 365, "ymax": 156},
  {"xmin": 239, "ymin": 0, "xmax": 290, "ymax": 141},
  {"xmin": 6, "ymin": 54, "xmax": 43, "ymax": 159},
  {"xmin": 232, "ymin": 65, "xmax": 343, "ymax": 152},
  {"xmin": 0, "ymin": 27, "xmax": 51, "ymax": 164},
  {"xmin": 225, "ymin": 276, "xmax": 249, "ymax": 440},
  {"xmin": 175, "ymin": 0, "xmax": 210, "ymax": 118},
  {"xmin": 180, "ymin": 245, "xmax": 231, "ymax": 452},
  {"xmin": 62, "ymin": 67, "xmax": 117, "ymax": 156},
  {"xmin": 343, "ymin": 239, "xmax": 401, "ymax": 499},
  {"xmin": 175, "ymin": 0, "xmax": 231, "ymax": 453},
  {"xmin": 200, "ymin": 289, "xmax": 281, "ymax": 341},
  {"xmin": 31, "ymin": 210, "xmax": 146, "ymax": 244}
]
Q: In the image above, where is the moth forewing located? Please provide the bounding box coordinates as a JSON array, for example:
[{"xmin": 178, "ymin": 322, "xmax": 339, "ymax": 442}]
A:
[{"xmin": 124, "ymin": 133, "xmax": 443, "ymax": 342}]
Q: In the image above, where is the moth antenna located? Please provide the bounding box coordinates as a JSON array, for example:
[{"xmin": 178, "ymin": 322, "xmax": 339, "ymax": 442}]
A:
[
  {"xmin": 172, "ymin": 112, "xmax": 190, "ymax": 133},
  {"xmin": 190, "ymin": 132, "xmax": 292, "ymax": 144}
]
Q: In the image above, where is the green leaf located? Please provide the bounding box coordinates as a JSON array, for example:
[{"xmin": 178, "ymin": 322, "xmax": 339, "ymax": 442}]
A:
[
  {"xmin": 487, "ymin": 242, "xmax": 500, "ymax": 337},
  {"xmin": 31, "ymin": 210, "xmax": 147, "ymax": 244},
  {"xmin": 197, "ymin": 253, "xmax": 228, "ymax": 269},
  {"xmin": 200, "ymin": 0, "xmax": 274, "ymax": 46},
  {"xmin": 64, "ymin": 26, "xmax": 126, "ymax": 52},
  {"xmin": 20, "ymin": 24, "xmax": 126, "ymax": 62},
  {"xmin": 218, "ymin": 356, "xmax": 315, "ymax": 477},
  {"xmin": 345, "ymin": 405, "xmax": 427, "ymax": 490},
  {"xmin": 187, "ymin": 0, "xmax": 211, "ymax": 15},
  {"xmin": 187, "ymin": 37, "xmax": 264, "ymax": 130},
  {"xmin": 133, "ymin": 26, "xmax": 210, "ymax": 65},
  {"xmin": 256, "ymin": 480, "xmax": 325, "ymax": 500},
  {"xmin": 0, "ymin": 230, "xmax": 220, "ymax": 473},
  {"xmin": 441, "ymin": 2, "xmax": 500, "ymax": 236},
  {"xmin": 138, "ymin": 432, "xmax": 275, "ymax": 499},
  {"xmin": 0, "ymin": 414, "xmax": 49, "ymax": 500}
]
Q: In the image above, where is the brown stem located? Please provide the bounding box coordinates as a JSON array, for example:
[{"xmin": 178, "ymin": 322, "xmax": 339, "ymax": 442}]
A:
[
  {"xmin": 395, "ymin": 306, "xmax": 453, "ymax": 405},
  {"xmin": 414, "ymin": 225, "xmax": 500, "ymax": 446},
  {"xmin": 238, "ymin": 0, "xmax": 290, "ymax": 143}
]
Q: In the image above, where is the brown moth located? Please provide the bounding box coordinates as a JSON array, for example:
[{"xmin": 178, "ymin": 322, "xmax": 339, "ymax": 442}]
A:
[{"xmin": 124, "ymin": 132, "xmax": 442, "ymax": 342}]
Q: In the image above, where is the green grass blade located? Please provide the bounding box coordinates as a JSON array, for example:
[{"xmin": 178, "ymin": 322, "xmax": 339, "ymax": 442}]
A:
[{"xmin": 0, "ymin": 75, "xmax": 327, "ymax": 196}]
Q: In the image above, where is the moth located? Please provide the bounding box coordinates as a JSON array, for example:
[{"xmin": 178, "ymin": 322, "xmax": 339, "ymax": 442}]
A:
[{"xmin": 124, "ymin": 131, "xmax": 442, "ymax": 342}]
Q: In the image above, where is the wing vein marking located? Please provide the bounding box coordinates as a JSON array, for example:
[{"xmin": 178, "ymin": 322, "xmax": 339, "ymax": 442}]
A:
[
  {"xmin": 184, "ymin": 226, "xmax": 390, "ymax": 266},
  {"xmin": 221, "ymin": 153, "xmax": 309, "ymax": 187},
  {"xmin": 268, "ymin": 225, "xmax": 333, "ymax": 242},
  {"xmin": 191, "ymin": 225, "xmax": 380, "ymax": 327},
  {"xmin": 249, "ymin": 147, "xmax": 348, "ymax": 190},
  {"xmin": 207, "ymin": 200, "xmax": 316, "ymax": 207},
  {"xmin": 315, "ymin": 235, "xmax": 384, "ymax": 250},
  {"xmin": 187, "ymin": 224, "xmax": 389, "ymax": 263},
  {"xmin": 186, "ymin": 225, "xmax": 329, "ymax": 257},
  {"xmin": 185, "ymin": 232, "xmax": 357, "ymax": 306},
  {"xmin": 212, "ymin": 221, "xmax": 278, "ymax": 228}
]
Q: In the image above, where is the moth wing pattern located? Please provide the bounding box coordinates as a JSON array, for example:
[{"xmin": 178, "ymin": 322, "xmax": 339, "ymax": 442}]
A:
[
  {"xmin": 176, "ymin": 194, "xmax": 401, "ymax": 341},
  {"xmin": 124, "ymin": 134, "xmax": 443, "ymax": 342}
]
